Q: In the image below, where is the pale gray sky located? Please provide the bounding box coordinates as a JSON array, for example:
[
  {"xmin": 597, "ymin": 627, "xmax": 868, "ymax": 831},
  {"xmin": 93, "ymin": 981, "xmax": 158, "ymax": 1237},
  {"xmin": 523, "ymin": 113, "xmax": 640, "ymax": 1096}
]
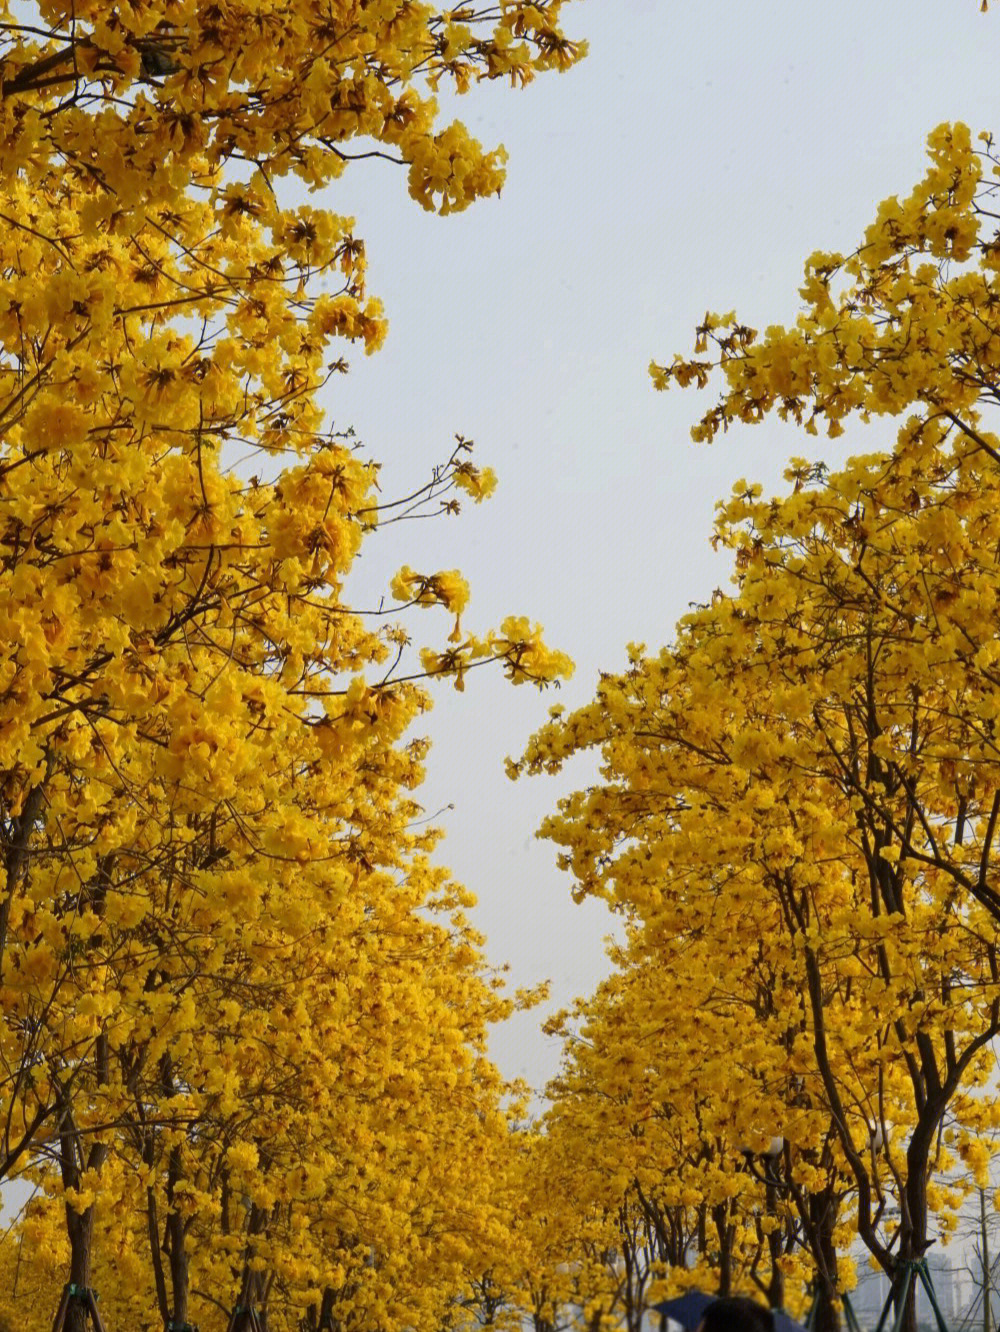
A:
[{"xmin": 322, "ymin": 0, "xmax": 1000, "ymax": 1094}]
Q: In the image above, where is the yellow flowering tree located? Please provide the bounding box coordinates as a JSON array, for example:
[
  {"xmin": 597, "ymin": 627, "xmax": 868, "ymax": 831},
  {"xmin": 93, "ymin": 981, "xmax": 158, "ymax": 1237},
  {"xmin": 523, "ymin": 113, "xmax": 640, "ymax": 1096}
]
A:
[
  {"xmin": 519, "ymin": 115, "xmax": 1000, "ymax": 1332},
  {"xmin": 516, "ymin": 432, "xmax": 1000, "ymax": 1326},
  {"xmin": 534, "ymin": 918, "xmax": 854, "ymax": 1328},
  {"xmin": 0, "ymin": 1, "xmax": 583, "ymax": 1328}
]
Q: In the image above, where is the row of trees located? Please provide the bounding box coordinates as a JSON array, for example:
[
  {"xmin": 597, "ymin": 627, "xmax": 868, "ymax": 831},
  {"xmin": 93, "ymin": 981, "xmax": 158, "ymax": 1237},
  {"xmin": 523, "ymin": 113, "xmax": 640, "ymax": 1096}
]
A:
[
  {"xmin": 11, "ymin": 3, "xmax": 1000, "ymax": 1332},
  {"xmin": 0, "ymin": 1, "xmax": 581, "ymax": 1329},
  {"xmin": 511, "ymin": 111, "xmax": 1000, "ymax": 1332}
]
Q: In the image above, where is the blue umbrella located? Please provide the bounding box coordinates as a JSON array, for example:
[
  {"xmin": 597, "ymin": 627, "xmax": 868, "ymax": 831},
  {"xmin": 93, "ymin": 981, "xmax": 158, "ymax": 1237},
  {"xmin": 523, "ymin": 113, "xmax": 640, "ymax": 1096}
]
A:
[
  {"xmin": 651, "ymin": 1293, "xmax": 808, "ymax": 1332},
  {"xmin": 774, "ymin": 1314, "xmax": 808, "ymax": 1332},
  {"xmin": 651, "ymin": 1292, "xmax": 716, "ymax": 1330}
]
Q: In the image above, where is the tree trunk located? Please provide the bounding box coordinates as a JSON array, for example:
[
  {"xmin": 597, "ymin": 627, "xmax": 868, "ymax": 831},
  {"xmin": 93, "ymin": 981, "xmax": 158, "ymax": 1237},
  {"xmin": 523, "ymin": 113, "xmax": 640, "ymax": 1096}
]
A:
[
  {"xmin": 874, "ymin": 1255, "xmax": 924, "ymax": 1332},
  {"xmin": 891, "ymin": 1266, "xmax": 918, "ymax": 1332},
  {"xmin": 809, "ymin": 1253, "xmax": 841, "ymax": 1332},
  {"xmin": 318, "ymin": 1287, "xmax": 337, "ymax": 1332},
  {"xmin": 764, "ymin": 1179, "xmax": 784, "ymax": 1312},
  {"xmin": 713, "ymin": 1202, "xmax": 733, "ymax": 1296},
  {"xmin": 893, "ymin": 1121, "xmax": 933, "ymax": 1332},
  {"xmin": 532, "ymin": 1309, "xmax": 554, "ymax": 1332},
  {"xmin": 166, "ymin": 1144, "xmax": 191, "ymax": 1330},
  {"xmin": 983, "ymin": 1189, "xmax": 993, "ymax": 1332},
  {"xmin": 808, "ymin": 1186, "xmax": 842, "ymax": 1332},
  {"xmin": 56, "ymin": 1082, "xmax": 108, "ymax": 1332},
  {"xmin": 811, "ymin": 1289, "xmax": 841, "ymax": 1332},
  {"xmin": 64, "ymin": 1204, "xmax": 96, "ymax": 1332},
  {"xmin": 228, "ymin": 1200, "xmax": 272, "ymax": 1332}
]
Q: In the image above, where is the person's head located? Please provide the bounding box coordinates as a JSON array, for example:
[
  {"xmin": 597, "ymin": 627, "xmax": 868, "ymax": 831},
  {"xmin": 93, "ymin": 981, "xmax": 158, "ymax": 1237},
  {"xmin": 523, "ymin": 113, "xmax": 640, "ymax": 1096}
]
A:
[{"xmin": 696, "ymin": 1296, "xmax": 776, "ymax": 1332}]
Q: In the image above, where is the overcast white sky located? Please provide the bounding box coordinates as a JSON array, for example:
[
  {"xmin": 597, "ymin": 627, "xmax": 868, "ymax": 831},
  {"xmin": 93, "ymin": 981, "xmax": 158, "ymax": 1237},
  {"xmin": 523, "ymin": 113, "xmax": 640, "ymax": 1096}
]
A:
[{"xmin": 319, "ymin": 0, "xmax": 1000, "ymax": 1095}]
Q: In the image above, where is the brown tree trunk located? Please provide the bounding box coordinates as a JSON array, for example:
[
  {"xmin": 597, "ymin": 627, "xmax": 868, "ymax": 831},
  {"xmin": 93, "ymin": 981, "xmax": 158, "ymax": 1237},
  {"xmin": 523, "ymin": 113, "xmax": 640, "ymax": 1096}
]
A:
[
  {"xmin": 166, "ymin": 1143, "xmax": 191, "ymax": 1329},
  {"xmin": 530, "ymin": 1282, "xmax": 556, "ymax": 1332},
  {"xmin": 318, "ymin": 1287, "xmax": 337, "ymax": 1331},
  {"xmin": 885, "ymin": 1262, "xmax": 918, "ymax": 1332},
  {"xmin": 893, "ymin": 1113, "xmax": 935, "ymax": 1332},
  {"xmin": 811, "ymin": 1289, "xmax": 841, "ymax": 1332},
  {"xmin": 228, "ymin": 1200, "xmax": 274, "ymax": 1332},
  {"xmin": 712, "ymin": 1202, "xmax": 733, "ymax": 1296},
  {"xmin": 810, "ymin": 1203, "xmax": 842, "ymax": 1332},
  {"xmin": 763, "ymin": 1179, "xmax": 784, "ymax": 1312},
  {"xmin": 57, "ymin": 1079, "xmax": 108, "ymax": 1332},
  {"xmin": 982, "ymin": 1189, "xmax": 993, "ymax": 1332},
  {"xmin": 64, "ymin": 1204, "xmax": 97, "ymax": 1332},
  {"xmin": 55, "ymin": 1016, "xmax": 110, "ymax": 1332},
  {"xmin": 796, "ymin": 1180, "xmax": 842, "ymax": 1332}
]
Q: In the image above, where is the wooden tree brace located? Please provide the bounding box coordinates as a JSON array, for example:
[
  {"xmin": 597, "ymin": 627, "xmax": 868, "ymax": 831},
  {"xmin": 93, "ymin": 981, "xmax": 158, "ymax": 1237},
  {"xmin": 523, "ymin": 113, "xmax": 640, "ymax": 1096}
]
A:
[
  {"xmin": 51, "ymin": 1284, "xmax": 106, "ymax": 1332},
  {"xmin": 874, "ymin": 1260, "xmax": 949, "ymax": 1332}
]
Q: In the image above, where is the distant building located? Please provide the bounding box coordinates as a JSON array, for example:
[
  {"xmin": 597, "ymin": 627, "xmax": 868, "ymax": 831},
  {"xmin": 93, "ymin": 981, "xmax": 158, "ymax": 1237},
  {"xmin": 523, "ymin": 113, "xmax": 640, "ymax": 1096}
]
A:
[
  {"xmin": 852, "ymin": 1266, "xmax": 892, "ymax": 1328},
  {"xmin": 922, "ymin": 1253, "xmax": 958, "ymax": 1327}
]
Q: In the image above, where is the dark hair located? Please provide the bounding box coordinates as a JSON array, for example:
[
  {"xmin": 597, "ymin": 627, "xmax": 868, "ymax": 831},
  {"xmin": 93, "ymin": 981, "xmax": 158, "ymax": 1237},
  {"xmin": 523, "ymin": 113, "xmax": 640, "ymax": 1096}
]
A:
[{"xmin": 700, "ymin": 1296, "xmax": 776, "ymax": 1332}]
